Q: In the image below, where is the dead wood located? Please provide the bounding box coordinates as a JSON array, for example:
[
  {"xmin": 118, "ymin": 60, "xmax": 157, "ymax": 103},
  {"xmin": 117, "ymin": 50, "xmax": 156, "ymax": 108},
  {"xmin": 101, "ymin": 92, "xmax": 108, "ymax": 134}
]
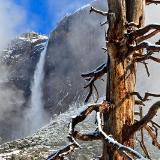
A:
[
  {"xmin": 126, "ymin": 101, "xmax": 160, "ymax": 139},
  {"xmin": 90, "ymin": 7, "xmax": 108, "ymax": 16},
  {"xmin": 131, "ymin": 92, "xmax": 160, "ymax": 101}
]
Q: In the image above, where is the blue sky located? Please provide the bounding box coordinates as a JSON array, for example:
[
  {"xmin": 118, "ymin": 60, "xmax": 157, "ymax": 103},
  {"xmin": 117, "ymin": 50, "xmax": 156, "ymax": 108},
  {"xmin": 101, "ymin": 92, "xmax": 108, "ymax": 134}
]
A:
[
  {"xmin": 2, "ymin": 0, "xmax": 159, "ymax": 44},
  {"xmin": 13, "ymin": 0, "xmax": 93, "ymax": 35}
]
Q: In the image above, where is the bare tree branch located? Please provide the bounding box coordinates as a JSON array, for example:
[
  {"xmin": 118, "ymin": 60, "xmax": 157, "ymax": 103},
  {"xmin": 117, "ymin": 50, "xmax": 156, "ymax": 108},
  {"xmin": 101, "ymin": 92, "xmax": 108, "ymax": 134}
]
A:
[
  {"xmin": 84, "ymin": 83, "xmax": 93, "ymax": 103},
  {"xmin": 90, "ymin": 6, "xmax": 108, "ymax": 16},
  {"xmin": 97, "ymin": 112, "xmax": 146, "ymax": 159},
  {"xmin": 136, "ymin": 30, "xmax": 160, "ymax": 43},
  {"xmin": 100, "ymin": 21, "xmax": 108, "ymax": 26},
  {"xmin": 140, "ymin": 61, "xmax": 150, "ymax": 77},
  {"xmin": 134, "ymin": 51, "xmax": 154, "ymax": 62},
  {"xmin": 81, "ymin": 63, "xmax": 108, "ymax": 102},
  {"xmin": 93, "ymin": 84, "xmax": 99, "ymax": 102},
  {"xmin": 138, "ymin": 139, "xmax": 151, "ymax": 159},
  {"xmin": 129, "ymin": 24, "xmax": 160, "ymax": 38},
  {"xmin": 47, "ymin": 102, "xmax": 109, "ymax": 160},
  {"xmin": 47, "ymin": 136, "xmax": 80, "ymax": 160},
  {"xmin": 133, "ymin": 51, "xmax": 160, "ymax": 65},
  {"xmin": 47, "ymin": 101, "xmax": 146, "ymax": 160},
  {"xmin": 149, "ymin": 56, "xmax": 160, "ymax": 63},
  {"xmin": 155, "ymin": 39, "xmax": 160, "ymax": 45},
  {"xmin": 130, "ymin": 41, "xmax": 160, "ymax": 52},
  {"xmin": 127, "ymin": 101, "xmax": 160, "ymax": 138},
  {"xmin": 71, "ymin": 131, "xmax": 102, "ymax": 141},
  {"xmin": 69, "ymin": 101, "xmax": 109, "ymax": 134},
  {"xmin": 131, "ymin": 92, "xmax": 160, "ymax": 101},
  {"xmin": 146, "ymin": 0, "xmax": 160, "ymax": 4},
  {"xmin": 102, "ymin": 47, "xmax": 108, "ymax": 52},
  {"xmin": 81, "ymin": 63, "xmax": 107, "ymax": 78},
  {"xmin": 144, "ymin": 125, "xmax": 160, "ymax": 149},
  {"xmin": 139, "ymin": 106, "xmax": 151, "ymax": 159},
  {"xmin": 150, "ymin": 120, "xmax": 160, "ymax": 129},
  {"xmin": 135, "ymin": 100, "xmax": 145, "ymax": 106}
]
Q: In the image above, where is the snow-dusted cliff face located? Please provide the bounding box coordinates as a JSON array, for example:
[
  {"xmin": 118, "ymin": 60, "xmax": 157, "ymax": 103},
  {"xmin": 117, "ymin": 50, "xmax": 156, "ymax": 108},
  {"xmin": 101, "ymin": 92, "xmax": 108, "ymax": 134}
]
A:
[
  {"xmin": 44, "ymin": 0, "xmax": 107, "ymax": 113},
  {"xmin": 1, "ymin": 32, "xmax": 48, "ymax": 99},
  {"xmin": 0, "ymin": 0, "xmax": 107, "ymax": 144},
  {"xmin": 0, "ymin": 0, "xmax": 160, "ymax": 159},
  {"xmin": 0, "ymin": 32, "xmax": 48, "ymax": 143}
]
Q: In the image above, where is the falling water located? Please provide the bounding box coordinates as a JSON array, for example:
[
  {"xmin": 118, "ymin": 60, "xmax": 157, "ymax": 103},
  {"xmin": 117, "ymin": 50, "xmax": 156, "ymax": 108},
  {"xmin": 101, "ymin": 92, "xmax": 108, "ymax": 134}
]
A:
[{"xmin": 26, "ymin": 41, "xmax": 50, "ymax": 134}]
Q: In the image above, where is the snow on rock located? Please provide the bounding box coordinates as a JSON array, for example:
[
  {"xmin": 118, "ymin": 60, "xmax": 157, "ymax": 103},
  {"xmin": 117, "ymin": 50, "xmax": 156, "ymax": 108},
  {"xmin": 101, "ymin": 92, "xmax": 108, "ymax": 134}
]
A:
[
  {"xmin": 19, "ymin": 32, "xmax": 48, "ymax": 44},
  {"xmin": 0, "ymin": 102, "xmax": 102, "ymax": 160}
]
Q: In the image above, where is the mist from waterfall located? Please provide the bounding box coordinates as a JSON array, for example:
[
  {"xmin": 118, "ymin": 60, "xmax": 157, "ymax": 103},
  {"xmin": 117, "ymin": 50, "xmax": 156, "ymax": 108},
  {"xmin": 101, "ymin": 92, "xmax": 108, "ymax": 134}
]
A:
[{"xmin": 25, "ymin": 41, "xmax": 50, "ymax": 135}]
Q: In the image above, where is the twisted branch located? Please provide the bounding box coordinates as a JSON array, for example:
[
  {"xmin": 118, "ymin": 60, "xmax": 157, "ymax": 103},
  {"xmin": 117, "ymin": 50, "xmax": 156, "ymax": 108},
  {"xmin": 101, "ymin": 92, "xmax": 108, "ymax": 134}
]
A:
[
  {"xmin": 81, "ymin": 63, "xmax": 108, "ymax": 102},
  {"xmin": 89, "ymin": 6, "xmax": 108, "ymax": 16},
  {"xmin": 130, "ymin": 41, "xmax": 160, "ymax": 52},
  {"xmin": 141, "ymin": 61, "xmax": 150, "ymax": 77},
  {"xmin": 131, "ymin": 92, "xmax": 160, "ymax": 101},
  {"xmin": 139, "ymin": 106, "xmax": 151, "ymax": 159},
  {"xmin": 134, "ymin": 51, "xmax": 154, "ymax": 62},
  {"xmin": 47, "ymin": 101, "xmax": 146, "ymax": 159},
  {"xmin": 136, "ymin": 30, "xmax": 160, "ymax": 43},
  {"xmin": 134, "ymin": 51, "xmax": 160, "ymax": 65},
  {"xmin": 47, "ymin": 136, "xmax": 80, "ymax": 160},
  {"xmin": 47, "ymin": 102, "xmax": 109, "ymax": 160},
  {"xmin": 129, "ymin": 24, "xmax": 160, "ymax": 38},
  {"xmin": 127, "ymin": 101, "xmax": 160, "ymax": 138},
  {"xmin": 135, "ymin": 100, "xmax": 145, "ymax": 106},
  {"xmin": 144, "ymin": 125, "xmax": 160, "ymax": 149},
  {"xmin": 151, "ymin": 120, "xmax": 160, "ymax": 129},
  {"xmin": 69, "ymin": 102, "xmax": 108, "ymax": 134},
  {"xmin": 97, "ymin": 112, "xmax": 146, "ymax": 159}
]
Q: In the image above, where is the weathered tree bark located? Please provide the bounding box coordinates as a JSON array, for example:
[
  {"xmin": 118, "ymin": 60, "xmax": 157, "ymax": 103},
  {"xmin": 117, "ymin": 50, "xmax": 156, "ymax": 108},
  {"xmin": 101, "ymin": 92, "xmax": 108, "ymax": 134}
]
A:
[
  {"xmin": 46, "ymin": 1, "xmax": 160, "ymax": 160},
  {"xmin": 102, "ymin": 0, "xmax": 145, "ymax": 159}
]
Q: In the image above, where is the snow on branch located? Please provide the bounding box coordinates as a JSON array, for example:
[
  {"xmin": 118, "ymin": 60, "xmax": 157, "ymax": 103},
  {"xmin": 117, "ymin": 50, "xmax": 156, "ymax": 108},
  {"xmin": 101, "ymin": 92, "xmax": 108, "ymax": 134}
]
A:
[
  {"xmin": 130, "ymin": 41, "xmax": 160, "ymax": 52},
  {"xmin": 89, "ymin": 6, "xmax": 108, "ymax": 16},
  {"xmin": 134, "ymin": 51, "xmax": 154, "ymax": 62},
  {"xmin": 47, "ymin": 101, "xmax": 146, "ymax": 160},
  {"xmin": 47, "ymin": 101, "xmax": 109, "ymax": 160},
  {"xmin": 81, "ymin": 63, "xmax": 107, "ymax": 78},
  {"xmin": 125, "ymin": 22, "xmax": 140, "ymax": 29},
  {"xmin": 133, "ymin": 51, "xmax": 160, "ymax": 67},
  {"xmin": 96, "ymin": 112, "xmax": 146, "ymax": 159},
  {"xmin": 129, "ymin": 24, "xmax": 160, "ymax": 38},
  {"xmin": 81, "ymin": 63, "xmax": 108, "ymax": 102},
  {"xmin": 127, "ymin": 101, "xmax": 160, "ymax": 139},
  {"xmin": 47, "ymin": 136, "xmax": 80, "ymax": 160},
  {"xmin": 136, "ymin": 30, "xmax": 160, "ymax": 43},
  {"xmin": 69, "ymin": 101, "xmax": 109, "ymax": 135}
]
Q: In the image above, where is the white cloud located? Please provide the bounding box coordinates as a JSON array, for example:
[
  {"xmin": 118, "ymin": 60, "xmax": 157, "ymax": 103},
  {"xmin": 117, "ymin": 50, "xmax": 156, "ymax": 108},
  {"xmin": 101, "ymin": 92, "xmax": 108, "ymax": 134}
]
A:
[
  {"xmin": 0, "ymin": 0, "xmax": 27, "ymax": 50},
  {"xmin": 47, "ymin": 0, "xmax": 93, "ymax": 27}
]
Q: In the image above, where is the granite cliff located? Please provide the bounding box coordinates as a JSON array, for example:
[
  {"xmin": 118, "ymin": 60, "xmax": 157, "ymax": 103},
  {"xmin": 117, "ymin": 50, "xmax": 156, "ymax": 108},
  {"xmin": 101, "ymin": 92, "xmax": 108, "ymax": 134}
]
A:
[{"xmin": 0, "ymin": 0, "xmax": 106, "ymax": 147}]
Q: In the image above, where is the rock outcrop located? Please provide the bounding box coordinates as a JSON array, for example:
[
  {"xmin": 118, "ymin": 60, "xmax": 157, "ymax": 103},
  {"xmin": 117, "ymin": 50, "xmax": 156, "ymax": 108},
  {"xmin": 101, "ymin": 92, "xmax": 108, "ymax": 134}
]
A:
[
  {"xmin": 0, "ymin": 32, "xmax": 48, "ymax": 143},
  {"xmin": 44, "ymin": 0, "xmax": 107, "ymax": 113},
  {"xmin": 0, "ymin": 0, "xmax": 108, "ymax": 156},
  {"xmin": 0, "ymin": 0, "xmax": 107, "ymax": 143}
]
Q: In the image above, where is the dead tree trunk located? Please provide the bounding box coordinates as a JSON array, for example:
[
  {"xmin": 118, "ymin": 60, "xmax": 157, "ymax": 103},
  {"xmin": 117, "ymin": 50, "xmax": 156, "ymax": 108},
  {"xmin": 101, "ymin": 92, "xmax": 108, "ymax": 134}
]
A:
[
  {"xmin": 47, "ymin": 1, "xmax": 160, "ymax": 160},
  {"xmin": 102, "ymin": 1, "xmax": 145, "ymax": 159}
]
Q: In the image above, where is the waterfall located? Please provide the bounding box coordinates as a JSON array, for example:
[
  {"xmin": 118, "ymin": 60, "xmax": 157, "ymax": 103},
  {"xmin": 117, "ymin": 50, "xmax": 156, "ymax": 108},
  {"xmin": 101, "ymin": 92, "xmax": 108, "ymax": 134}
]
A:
[{"xmin": 25, "ymin": 41, "xmax": 50, "ymax": 134}]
